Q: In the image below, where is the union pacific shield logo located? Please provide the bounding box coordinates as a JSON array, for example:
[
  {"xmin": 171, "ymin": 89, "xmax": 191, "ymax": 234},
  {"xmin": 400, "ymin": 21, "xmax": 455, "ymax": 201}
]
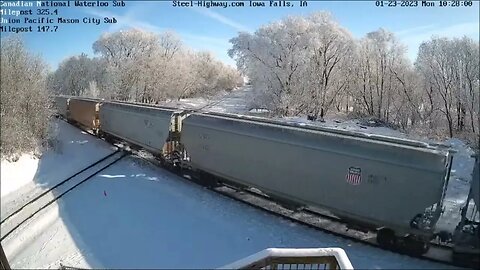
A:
[{"xmin": 346, "ymin": 167, "xmax": 362, "ymax": 185}]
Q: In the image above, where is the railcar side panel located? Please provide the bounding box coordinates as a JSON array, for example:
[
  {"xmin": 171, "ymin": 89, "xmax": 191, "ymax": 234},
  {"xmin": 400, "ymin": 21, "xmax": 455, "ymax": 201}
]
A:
[
  {"xmin": 99, "ymin": 102, "xmax": 174, "ymax": 154},
  {"xmin": 181, "ymin": 113, "xmax": 451, "ymax": 235}
]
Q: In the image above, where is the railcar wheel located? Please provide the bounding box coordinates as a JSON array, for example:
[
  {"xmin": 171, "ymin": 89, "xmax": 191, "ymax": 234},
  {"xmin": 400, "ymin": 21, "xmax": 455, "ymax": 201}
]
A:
[
  {"xmin": 403, "ymin": 236, "xmax": 430, "ymax": 255},
  {"xmin": 377, "ymin": 228, "xmax": 397, "ymax": 249},
  {"xmin": 195, "ymin": 170, "xmax": 220, "ymax": 188}
]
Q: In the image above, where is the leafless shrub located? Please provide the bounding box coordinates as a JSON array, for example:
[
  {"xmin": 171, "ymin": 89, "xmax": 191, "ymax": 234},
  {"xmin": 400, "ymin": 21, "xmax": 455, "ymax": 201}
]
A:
[{"xmin": 1, "ymin": 36, "xmax": 53, "ymax": 158}]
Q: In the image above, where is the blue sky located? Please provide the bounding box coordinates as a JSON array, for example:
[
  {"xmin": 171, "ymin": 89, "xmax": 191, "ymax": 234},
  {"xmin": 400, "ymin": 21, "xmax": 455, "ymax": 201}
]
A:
[{"xmin": 3, "ymin": 0, "xmax": 479, "ymax": 70}]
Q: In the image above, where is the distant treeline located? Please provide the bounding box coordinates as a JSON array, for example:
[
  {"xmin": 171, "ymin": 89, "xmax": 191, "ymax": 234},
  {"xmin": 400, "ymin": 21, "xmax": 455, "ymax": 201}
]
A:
[
  {"xmin": 0, "ymin": 29, "xmax": 243, "ymax": 158},
  {"xmin": 48, "ymin": 29, "xmax": 244, "ymax": 103}
]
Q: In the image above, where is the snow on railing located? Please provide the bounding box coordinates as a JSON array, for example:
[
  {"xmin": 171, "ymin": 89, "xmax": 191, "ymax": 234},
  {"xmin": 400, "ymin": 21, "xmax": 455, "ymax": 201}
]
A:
[{"xmin": 219, "ymin": 248, "xmax": 354, "ymax": 270}]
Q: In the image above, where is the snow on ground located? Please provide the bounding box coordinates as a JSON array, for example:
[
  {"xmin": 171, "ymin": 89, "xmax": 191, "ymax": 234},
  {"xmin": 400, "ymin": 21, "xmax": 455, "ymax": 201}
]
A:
[
  {"xmin": 1, "ymin": 155, "xmax": 39, "ymax": 198},
  {"xmin": 1, "ymin": 120, "xmax": 117, "ymax": 221},
  {"xmin": 1, "ymin": 119, "xmax": 458, "ymax": 269},
  {"xmin": 161, "ymin": 86, "xmax": 251, "ymax": 114}
]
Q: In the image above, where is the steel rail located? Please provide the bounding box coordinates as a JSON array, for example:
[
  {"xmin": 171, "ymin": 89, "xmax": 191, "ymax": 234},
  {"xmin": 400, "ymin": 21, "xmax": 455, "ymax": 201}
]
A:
[
  {"xmin": 0, "ymin": 152, "xmax": 128, "ymax": 242},
  {"xmin": 1, "ymin": 150, "xmax": 121, "ymax": 225}
]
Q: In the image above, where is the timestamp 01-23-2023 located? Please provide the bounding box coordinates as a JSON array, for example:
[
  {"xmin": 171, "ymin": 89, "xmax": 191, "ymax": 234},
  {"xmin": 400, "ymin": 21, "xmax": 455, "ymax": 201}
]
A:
[{"xmin": 375, "ymin": 0, "xmax": 474, "ymax": 7}]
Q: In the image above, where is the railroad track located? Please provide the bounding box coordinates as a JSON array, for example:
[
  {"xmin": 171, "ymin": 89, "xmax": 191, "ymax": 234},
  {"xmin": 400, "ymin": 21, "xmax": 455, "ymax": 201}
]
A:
[
  {"xmin": 226, "ymin": 189, "xmax": 468, "ymax": 268},
  {"xmin": 0, "ymin": 150, "xmax": 128, "ymax": 242},
  {"xmin": 126, "ymin": 150, "xmax": 471, "ymax": 269},
  {"xmin": 213, "ymin": 186, "xmax": 457, "ymax": 265},
  {"xmin": 242, "ymin": 186, "xmax": 454, "ymax": 250},
  {"xmin": 1, "ymin": 150, "xmax": 121, "ymax": 225}
]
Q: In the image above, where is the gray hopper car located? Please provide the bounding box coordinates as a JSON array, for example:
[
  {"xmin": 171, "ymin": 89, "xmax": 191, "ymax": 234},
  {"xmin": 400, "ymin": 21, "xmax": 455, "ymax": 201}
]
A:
[
  {"xmin": 180, "ymin": 112, "xmax": 452, "ymax": 241},
  {"xmin": 99, "ymin": 101, "xmax": 175, "ymax": 155}
]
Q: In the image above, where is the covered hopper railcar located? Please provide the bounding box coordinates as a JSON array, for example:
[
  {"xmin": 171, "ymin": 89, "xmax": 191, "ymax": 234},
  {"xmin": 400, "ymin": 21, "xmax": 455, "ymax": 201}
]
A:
[
  {"xmin": 98, "ymin": 101, "xmax": 176, "ymax": 155},
  {"xmin": 52, "ymin": 95, "xmax": 480, "ymax": 264},
  {"xmin": 180, "ymin": 112, "xmax": 453, "ymax": 249}
]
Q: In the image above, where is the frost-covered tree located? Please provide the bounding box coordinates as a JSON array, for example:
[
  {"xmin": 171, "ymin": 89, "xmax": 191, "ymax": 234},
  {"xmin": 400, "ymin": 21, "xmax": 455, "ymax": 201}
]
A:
[
  {"xmin": 452, "ymin": 37, "xmax": 479, "ymax": 135},
  {"xmin": 1, "ymin": 36, "xmax": 52, "ymax": 157},
  {"xmin": 229, "ymin": 12, "xmax": 354, "ymax": 117},
  {"xmin": 351, "ymin": 29, "xmax": 410, "ymax": 122},
  {"xmin": 70, "ymin": 28, "xmax": 243, "ymax": 103},
  {"xmin": 93, "ymin": 29, "xmax": 161, "ymax": 101},
  {"xmin": 229, "ymin": 16, "xmax": 309, "ymax": 115},
  {"xmin": 416, "ymin": 36, "xmax": 479, "ymax": 144},
  {"xmin": 416, "ymin": 37, "xmax": 457, "ymax": 137},
  {"xmin": 48, "ymin": 53, "xmax": 101, "ymax": 96},
  {"xmin": 304, "ymin": 13, "xmax": 354, "ymax": 120}
]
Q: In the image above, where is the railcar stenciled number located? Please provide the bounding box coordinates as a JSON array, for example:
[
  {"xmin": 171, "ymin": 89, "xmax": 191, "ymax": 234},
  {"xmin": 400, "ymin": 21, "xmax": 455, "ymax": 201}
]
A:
[
  {"xmin": 200, "ymin": 133, "xmax": 210, "ymax": 151},
  {"xmin": 143, "ymin": 119, "xmax": 153, "ymax": 128},
  {"xmin": 367, "ymin": 175, "xmax": 387, "ymax": 185}
]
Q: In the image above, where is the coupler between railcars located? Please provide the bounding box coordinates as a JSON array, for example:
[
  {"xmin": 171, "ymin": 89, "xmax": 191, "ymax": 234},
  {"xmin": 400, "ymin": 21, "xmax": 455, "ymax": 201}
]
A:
[
  {"xmin": 160, "ymin": 111, "xmax": 192, "ymax": 171},
  {"xmin": 375, "ymin": 210, "xmax": 439, "ymax": 255},
  {"xmin": 160, "ymin": 144, "xmax": 220, "ymax": 189},
  {"xmin": 380, "ymin": 197, "xmax": 447, "ymax": 255}
]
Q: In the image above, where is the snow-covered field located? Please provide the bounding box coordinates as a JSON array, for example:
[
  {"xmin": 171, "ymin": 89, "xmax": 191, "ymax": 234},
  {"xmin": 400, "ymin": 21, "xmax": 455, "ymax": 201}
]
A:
[
  {"xmin": 160, "ymin": 86, "xmax": 253, "ymax": 114},
  {"xmin": 1, "ymin": 155, "xmax": 38, "ymax": 198},
  {"xmin": 0, "ymin": 119, "xmax": 461, "ymax": 269}
]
